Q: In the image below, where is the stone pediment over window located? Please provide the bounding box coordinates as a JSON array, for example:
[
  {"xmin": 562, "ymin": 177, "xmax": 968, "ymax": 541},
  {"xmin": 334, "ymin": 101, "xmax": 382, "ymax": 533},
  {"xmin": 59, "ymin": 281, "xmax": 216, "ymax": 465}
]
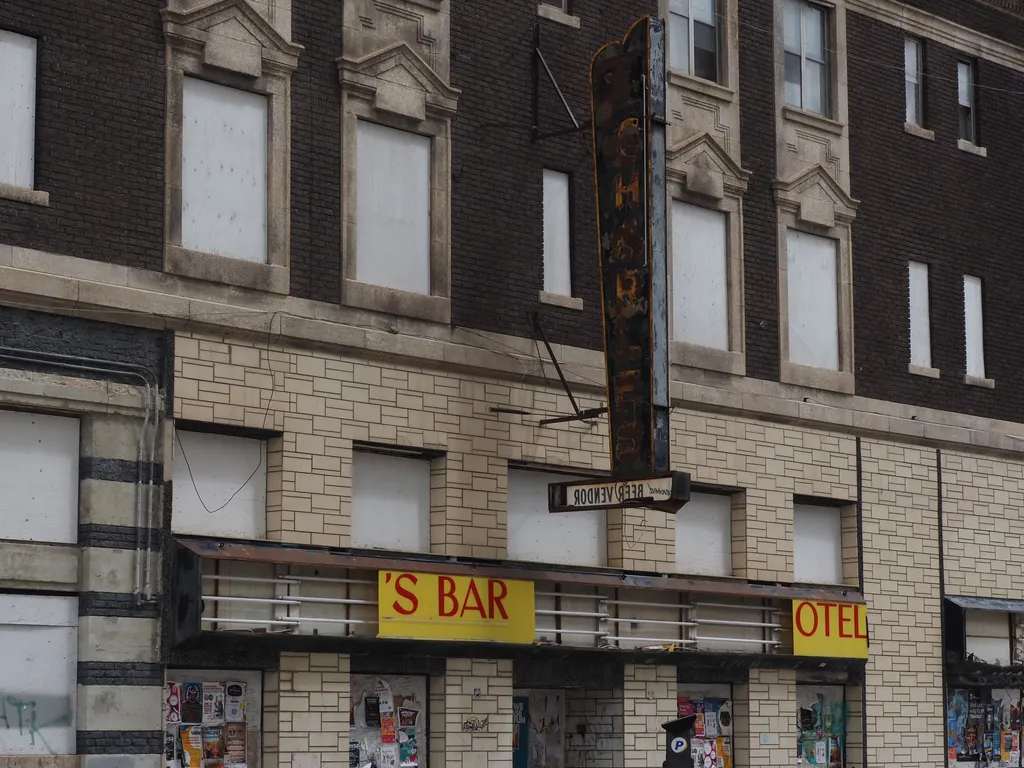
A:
[
  {"xmin": 337, "ymin": 43, "xmax": 459, "ymax": 121},
  {"xmin": 774, "ymin": 165, "xmax": 859, "ymax": 229},
  {"xmin": 667, "ymin": 133, "xmax": 751, "ymax": 201},
  {"xmin": 162, "ymin": 0, "xmax": 302, "ymax": 78}
]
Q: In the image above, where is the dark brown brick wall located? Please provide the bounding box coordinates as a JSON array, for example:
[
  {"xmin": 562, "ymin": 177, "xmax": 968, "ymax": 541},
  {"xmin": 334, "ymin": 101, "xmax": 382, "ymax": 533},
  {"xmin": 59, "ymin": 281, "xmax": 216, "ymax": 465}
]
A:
[
  {"xmin": 289, "ymin": 0, "xmax": 343, "ymax": 304},
  {"xmin": 737, "ymin": 0, "xmax": 780, "ymax": 383},
  {"xmin": 849, "ymin": 8, "xmax": 1024, "ymax": 422},
  {"xmin": 449, "ymin": 0, "xmax": 656, "ymax": 350},
  {"xmin": 0, "ymin": 0, "xmax": 165, "ymax": 271}
]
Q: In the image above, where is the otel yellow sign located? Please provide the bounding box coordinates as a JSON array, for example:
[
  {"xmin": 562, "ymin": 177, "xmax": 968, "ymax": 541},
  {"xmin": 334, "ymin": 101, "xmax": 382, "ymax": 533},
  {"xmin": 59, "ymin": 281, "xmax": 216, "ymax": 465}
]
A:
[
  {"xmin": 378, "ymin": 571, "xmax": 535, "ymax": 644},
  {"xmin": 792, "ymin": 599, "xmax": 869, "ymax": 659}
]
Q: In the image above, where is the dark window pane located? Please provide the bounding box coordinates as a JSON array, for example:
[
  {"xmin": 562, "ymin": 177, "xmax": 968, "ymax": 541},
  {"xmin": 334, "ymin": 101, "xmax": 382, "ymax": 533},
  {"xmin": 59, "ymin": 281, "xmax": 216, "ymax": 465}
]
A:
[
  {"xmin": 693, "ymin": 22, "xmax": 718, "ymax": 81},
  {"xmin": 959, "ymin": 106, "xmax": 974, "ymax": 142},
  {"xmin": 785, "ymin": 52, "xmax": 802, "ymax": 107}
]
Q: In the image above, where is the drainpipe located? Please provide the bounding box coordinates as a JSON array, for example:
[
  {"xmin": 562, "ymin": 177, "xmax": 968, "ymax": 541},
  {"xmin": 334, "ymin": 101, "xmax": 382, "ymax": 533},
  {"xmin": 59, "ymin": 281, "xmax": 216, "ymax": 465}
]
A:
[{"xmin": 0, "ymin": 347, "xmax": 162, "ymax": 602}]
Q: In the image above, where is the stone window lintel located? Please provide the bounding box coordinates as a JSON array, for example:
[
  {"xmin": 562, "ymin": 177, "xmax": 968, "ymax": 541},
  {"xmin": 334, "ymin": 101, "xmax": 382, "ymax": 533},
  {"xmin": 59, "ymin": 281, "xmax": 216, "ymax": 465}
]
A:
[
  {"xmin": 337, "ymin": 42, "xmax": 459, "ymax": 325},
  {"xmin": 161, "ymin": 0, "xmax": 298, "ymax": 293}
]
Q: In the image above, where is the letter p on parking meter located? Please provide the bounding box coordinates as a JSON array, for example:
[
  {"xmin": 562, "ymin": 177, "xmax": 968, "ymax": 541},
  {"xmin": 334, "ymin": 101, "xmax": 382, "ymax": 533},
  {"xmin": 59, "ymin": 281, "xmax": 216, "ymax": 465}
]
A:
[{"xmin": 662, "ymin": 715, "xmax": 697, "ymax": 768}]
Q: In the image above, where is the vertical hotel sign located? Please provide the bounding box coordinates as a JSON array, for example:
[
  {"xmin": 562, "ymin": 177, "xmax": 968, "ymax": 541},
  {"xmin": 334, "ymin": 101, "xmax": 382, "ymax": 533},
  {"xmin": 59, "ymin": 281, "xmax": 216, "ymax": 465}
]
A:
[{"xmin": 590, "ymin": 17, "xmax": 670, "ymax": 478}]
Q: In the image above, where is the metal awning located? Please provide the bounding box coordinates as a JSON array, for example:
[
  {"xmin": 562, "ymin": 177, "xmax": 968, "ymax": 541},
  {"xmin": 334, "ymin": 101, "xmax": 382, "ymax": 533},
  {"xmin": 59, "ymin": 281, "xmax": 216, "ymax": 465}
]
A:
[
  {"xmin": 947, "ymin": 595, "xmax": 1024, "ymax": 613},
  {"xmin": 175, "ymin": 536, "xmax": 865, "ymax": 604}
]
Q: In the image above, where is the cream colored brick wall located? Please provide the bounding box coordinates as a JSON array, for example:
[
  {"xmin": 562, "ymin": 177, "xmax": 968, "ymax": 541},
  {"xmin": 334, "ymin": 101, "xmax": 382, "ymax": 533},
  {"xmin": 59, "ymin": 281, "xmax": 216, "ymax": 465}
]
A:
[
  {"xmin": 943, "ymin": 450, "xmax": 1024, "ymax": 598},
  {"xmin": 672, "ymin": 413, "xmax": 857, "ymax": 582},
  {"xmin": 622, "ymin": 664, "xmax": 676, "ymax": 768},
  {"xmin": 744, "ymin": 669, "xmax": 795, "ymax": 768},
  {"xmin": 265, "ymin": 653, "xmax": 351, "ymax": 768},
  {"xmin": 861, "ymin": 440, "xmax": 944, "ymax": 768},
  {"xmin": 444, "ymin": 658, "xmax": 513, "ymax": 768}
]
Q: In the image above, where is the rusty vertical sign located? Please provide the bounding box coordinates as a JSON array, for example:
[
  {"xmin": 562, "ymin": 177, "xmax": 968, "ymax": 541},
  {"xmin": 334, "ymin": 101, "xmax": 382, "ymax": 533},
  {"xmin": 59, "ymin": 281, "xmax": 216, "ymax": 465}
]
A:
[{"xmin": 590, "ymin": 16, "xmax": 669, "ymax": 478}]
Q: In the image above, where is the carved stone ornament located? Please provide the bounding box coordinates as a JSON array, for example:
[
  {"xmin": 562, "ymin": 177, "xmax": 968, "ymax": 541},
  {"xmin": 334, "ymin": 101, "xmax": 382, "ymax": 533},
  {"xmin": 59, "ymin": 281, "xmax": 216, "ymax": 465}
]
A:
[
  {"xmin": 773, "ymin": 165, "xmax": 858, "ymax": 229},
  {"xmin": 667, "ymin": 133, "xmax": 751, "ymax": 201}
]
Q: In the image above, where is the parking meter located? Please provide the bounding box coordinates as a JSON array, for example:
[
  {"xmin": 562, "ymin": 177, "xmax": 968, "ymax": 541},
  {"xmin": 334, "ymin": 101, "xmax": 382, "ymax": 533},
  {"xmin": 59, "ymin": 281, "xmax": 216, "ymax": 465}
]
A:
[{"xmin": 662, "ymin": 715, "xmax": 698, "ymax": 768}]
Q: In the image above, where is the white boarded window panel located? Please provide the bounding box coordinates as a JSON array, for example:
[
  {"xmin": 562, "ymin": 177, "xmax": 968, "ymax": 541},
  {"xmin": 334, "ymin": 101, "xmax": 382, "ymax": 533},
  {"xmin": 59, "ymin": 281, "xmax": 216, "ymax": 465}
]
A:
[
  {"xmin": 675, "ymin": 491, "xmax": 731, "ymax": 576},
  {"xmin": 0, "ymin": 30, "xmax": 36, "ymax": 189},
  {"xmin": 787, "ymin": 230, "xmax": 839, "ymax": 370},
  {"xmin": 0, "ymin": 410, "xmax": 79, "ymax": 544},
  {"xmin": 351, "ymin": 452, "xmax": 430, "ymax": 553},
  {"xmin": 507, "ymin": 469, "xmax": 607, "ymax": 567},
  {"xmin": 542, "ymin": 169, "xmax": 572, "ymax": 296},
  {"xmin": 793, "ymin": 503, "xmax": 842, "ymax": 584},
  {"xmin": 181, "ymin": 78, "xmax": 268, "ymax": 263},
  {"xmin": 672, "ymin": 202, "xmax": 728, "ymax": 349},
  {"xmin": 964, "ymin": 275, "xmax": 986, "ymax": 378},
  {"xmin": 356, "ymin": 121, "xmax": 431, "ymax": 295},
  {"xmin": 694, "ymin": 602, "xmax": 764, "ymax": 653},
  {"xmin": 965, "ymin": 610, "xmax": 1011, "ymax": 666},
  {"xmin": 908, "ymin": 262, "xmax": 932, "ymax": 368},
  {"xmin": 172, "ymin": 430, "xmax": 267, "ymax": 539},
  {"xmin": 0, "ymin": 595, "xmax": 77, "ymax": 755}
]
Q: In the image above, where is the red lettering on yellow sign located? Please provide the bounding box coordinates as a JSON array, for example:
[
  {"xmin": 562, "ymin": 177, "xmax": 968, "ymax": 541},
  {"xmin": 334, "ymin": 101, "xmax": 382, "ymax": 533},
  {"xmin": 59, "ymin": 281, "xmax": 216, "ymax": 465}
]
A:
[
  {"xmin": 378, "ymin": 571, "xmax": 534, "ymax": 644},
  {"xmin": 792, "ymin": 599, "xmax": 869, "ymax": 659}
]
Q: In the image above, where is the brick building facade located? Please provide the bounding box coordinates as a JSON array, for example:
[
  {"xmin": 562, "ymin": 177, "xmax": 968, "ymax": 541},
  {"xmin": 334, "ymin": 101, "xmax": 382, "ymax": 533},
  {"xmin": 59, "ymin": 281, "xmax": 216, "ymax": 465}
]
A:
[{"xmin": 1, "ymin": 1, "xmax": 1024, "ymax": 768}]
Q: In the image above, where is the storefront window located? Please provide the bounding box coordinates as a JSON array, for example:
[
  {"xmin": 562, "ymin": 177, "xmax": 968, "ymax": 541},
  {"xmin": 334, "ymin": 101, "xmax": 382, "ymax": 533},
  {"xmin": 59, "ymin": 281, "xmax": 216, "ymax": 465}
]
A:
[
  {"xmin": 678, "ymin": 683, "xmax": 734, "ymax": 768},
  {"xmin": 164, "ymin": 669, "xmax": 263, "ymax": 768},
  {"xmin": 350, "ymin": 674, "xmax": 428, "ymax": 768},
  {"xmin": 947, "ymin": 688, "xmax": 1022, "ymax": 766},
  {"xmin": 513, "ymin": 689, "xmax": 566, "ymax": 768},
  {"xmin": 796, "ymin": 685, "xmax": 845, "ymax": 768}
]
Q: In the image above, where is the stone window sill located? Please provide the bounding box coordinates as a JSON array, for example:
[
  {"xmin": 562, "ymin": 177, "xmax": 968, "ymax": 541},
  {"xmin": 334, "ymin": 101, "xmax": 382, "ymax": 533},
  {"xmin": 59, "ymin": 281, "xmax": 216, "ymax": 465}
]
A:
[
  {"xmin": 958, "ymin": 139, "xmax": 987, "ymax": 158},
  {"xmin": 165, "ymin": 245, "xmax": 290, "ymax": 294},
  {"xmin": 964, "ymin": 374, "xmax": 995, "ymax": 389},
  {"xmin": 539, "ymin": 290, "xmax": 583, "ymax": 310},
  {"xmin": 536, "ymin": 4, "xmax": 579, "ymax": 28},
  {"xmin": 670, "ymin": 341, "xmax": 745, "ymax": 376},
  {"xmin": 0, "ymin": 183, "xmax": 50, "ymax": 207},
  {"xmin": 667, "ymin": 70, "xmax": 735, "ymax": 103},
  {"xmin": 782, "ymin": 105, "xmax": 844, "ymax": 136},
  {"xmin": 780, "ymin": 361, "xmax": 855, "ymax": 395},
  {"xmin": 904, "ymin": 123, "xmax": 935, "ymax": 141},
  {"xmin": 344, "ymin": 278, "xmax": 451, "ymax": 325},
  {"xmin": 908, "ymin": 363, "xmax": 940, "ymax": 379}
]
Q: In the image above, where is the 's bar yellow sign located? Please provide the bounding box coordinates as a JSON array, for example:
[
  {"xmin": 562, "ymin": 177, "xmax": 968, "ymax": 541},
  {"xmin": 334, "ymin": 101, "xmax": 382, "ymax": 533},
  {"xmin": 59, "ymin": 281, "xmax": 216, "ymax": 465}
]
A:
[
  {"xmin": 792, "ymin": 600, "xmax": 869, "ymax": 659},
  {"xmin": 378, "ymin": 571, "xmax": 535, "ymax": 644}
]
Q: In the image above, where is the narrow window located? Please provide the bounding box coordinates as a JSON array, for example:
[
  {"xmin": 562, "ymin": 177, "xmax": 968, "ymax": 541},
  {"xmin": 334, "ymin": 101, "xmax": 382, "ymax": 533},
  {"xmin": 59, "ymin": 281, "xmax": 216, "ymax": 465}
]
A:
[
  {"xmin": 172, "ymin": 430, "xmax": 268, "ymax": 539},
  {"xmin": 181, "ymin": 78, "xmax": 268, "ymax": 263},
  {"xmin": 668, "ymin": 0, "xmax": 719, "ymax": 82},
  {"xmin": 904, "ymin": 38, "xmax": 923, "ymax": 125},
  {"xmin": 958, "ymin": 60, "xmax": 976, "ymax": 143},
  {"xmin": 674, "ymin": 491, "xmax": 732, "ymax": 576},
  {"xmin": 542, "ymin": 169, "xmax": 572, "ymax": 296},
  {"xmin": 672, "ymin": 202, "xmax": 728, "ymax": 350},
  {"xmin": 356, "ymin": 121, "xmax": 432, "ymax": 295},
  {"xmin": 784, "ymin": 0, "xmax": 829, "ymax": 115},
  {"xmin": 964, "ymin": 274, "xmax": 986, "ymax": 379},
  {"xmin": 786, "ymin": 230, "xmax": 839, "ymax": 370},
  {"xmin": 351, "ymin": 449, "xmax": 432, "ymax": 553},
  {"xmin": 0, "ymin": 30, "xmax": 38, "ymax": 190},
  {"xmin": 908, "ymin": 261, "xmax": 932, "ymax": 368},
  {"xmin": 793, "ymin": 503, "xmax": 842, "ymax": 584}
]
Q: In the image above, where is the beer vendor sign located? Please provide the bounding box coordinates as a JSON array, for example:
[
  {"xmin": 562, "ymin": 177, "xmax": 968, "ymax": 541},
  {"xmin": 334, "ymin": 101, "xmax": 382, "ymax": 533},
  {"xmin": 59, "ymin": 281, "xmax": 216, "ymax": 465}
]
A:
[
  {"xmin": 378, "ymin": 571, "xmax": 535, "ymax": 644},
  {"xmin": 792, "ymin": 599, "xmax": 869, "ymax": 659}
]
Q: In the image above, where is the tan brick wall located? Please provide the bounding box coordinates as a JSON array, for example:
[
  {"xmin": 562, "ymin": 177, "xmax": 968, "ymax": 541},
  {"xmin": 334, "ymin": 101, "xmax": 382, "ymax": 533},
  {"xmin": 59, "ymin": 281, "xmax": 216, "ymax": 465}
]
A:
[
  {"xmin": 671, "ymin": 413, "xmax": 858, "ymax": 582},
  {"xmin": 622, "ymin": 664, "xmax": 676, "ymax": 768},
  {"xmin": 444, "ymin": 658, "xmax": 513, "ymax": 768},
  {"xmin": 943, "ymin": 450, "xmax": 1024, "ymax": 598},
  {"xmin": 265, "ymin": 653, "xmax": 351, "ymax": 768},
  {"xmin": 743, "ymin": 669, "xmax": 796, "ymax": 768}
]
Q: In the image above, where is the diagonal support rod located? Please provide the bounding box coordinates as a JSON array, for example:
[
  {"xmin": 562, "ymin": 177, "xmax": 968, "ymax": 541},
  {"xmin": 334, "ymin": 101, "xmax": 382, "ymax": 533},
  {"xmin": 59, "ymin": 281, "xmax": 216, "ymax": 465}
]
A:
[{"xmin": 531, "ymin": 312, "xmax": 581, "ymax": 416}]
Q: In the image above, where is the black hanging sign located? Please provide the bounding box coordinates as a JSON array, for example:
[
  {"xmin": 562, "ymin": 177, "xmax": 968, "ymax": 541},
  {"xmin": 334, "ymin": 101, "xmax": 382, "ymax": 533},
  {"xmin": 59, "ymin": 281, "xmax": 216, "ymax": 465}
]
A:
[{"xmin": 590, "ymin": 16, "xmax": 670, "ymax": 478}]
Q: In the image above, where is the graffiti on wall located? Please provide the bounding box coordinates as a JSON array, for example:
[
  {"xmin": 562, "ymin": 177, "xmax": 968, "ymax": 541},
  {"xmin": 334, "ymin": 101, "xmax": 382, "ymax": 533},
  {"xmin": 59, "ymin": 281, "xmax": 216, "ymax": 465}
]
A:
[{"xmin": 0, "ymin": 692, "xmax": 72, "ymax": 755}]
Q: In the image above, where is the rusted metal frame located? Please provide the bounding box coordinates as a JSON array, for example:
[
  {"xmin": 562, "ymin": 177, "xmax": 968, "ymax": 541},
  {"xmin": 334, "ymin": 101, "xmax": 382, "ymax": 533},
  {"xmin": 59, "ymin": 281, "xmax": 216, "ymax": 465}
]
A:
[{"xmin": 176, "ymin": 537, "xmax": 865, "ymax": 604}]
